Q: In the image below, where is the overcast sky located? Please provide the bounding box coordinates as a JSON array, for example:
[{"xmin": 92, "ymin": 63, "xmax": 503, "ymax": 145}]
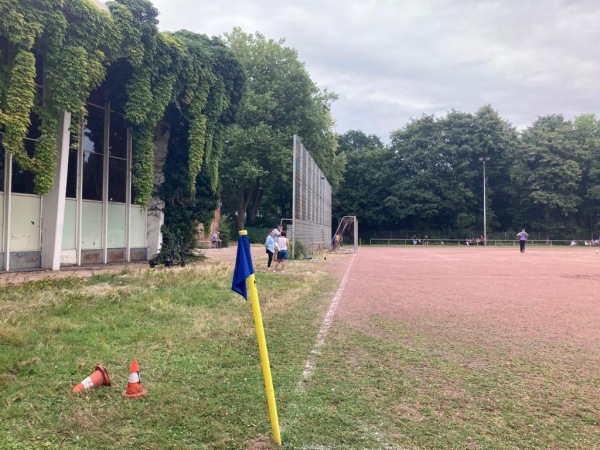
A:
[{"xmin": 149, "ymin": 0, "xmax": 600, "ymax": 142}]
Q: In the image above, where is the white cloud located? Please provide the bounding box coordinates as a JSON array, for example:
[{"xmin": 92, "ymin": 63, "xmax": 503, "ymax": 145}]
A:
[{"xmin": 150, "ymin": 0, "xmax": 600, "ymax": 141}]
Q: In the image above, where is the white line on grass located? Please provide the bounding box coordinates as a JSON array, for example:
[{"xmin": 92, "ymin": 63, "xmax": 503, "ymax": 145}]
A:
[{"xmin": 298, "ymin": 253, "xmax": 355, "ymax": 389}]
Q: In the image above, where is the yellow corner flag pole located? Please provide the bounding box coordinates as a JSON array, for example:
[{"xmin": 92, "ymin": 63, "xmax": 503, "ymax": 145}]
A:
[
  {"xmin": 232, "ymin": 230, "xmax": 281, "ymax": 446},
  {"xmin": 247, "ymin": 271, "xmax": 282, "ymax": 445}
]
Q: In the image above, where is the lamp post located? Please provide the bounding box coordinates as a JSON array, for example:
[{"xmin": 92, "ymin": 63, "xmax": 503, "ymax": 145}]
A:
[{"xmin": 479, "ymin": 157, "xmax": 490, "ymax": 245}]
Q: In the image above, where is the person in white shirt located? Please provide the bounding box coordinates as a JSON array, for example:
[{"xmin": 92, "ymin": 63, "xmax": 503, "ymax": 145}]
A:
[
  {"xmin": 273, "ymin": 230, "xmax": 289, "ymax": 272},
  {"xmin": 517, "ymin": 229, "xmax": 529, "ymax": 253},
  {"xmin": 272, "ymin": 225, "xmax": 282, "ymax": 261}
]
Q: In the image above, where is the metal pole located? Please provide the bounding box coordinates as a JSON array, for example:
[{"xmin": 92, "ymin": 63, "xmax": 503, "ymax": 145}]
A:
[
  {"xmin": 292, "ymin": 135, "xmax": 297, "ymax": 260},
  {"xmin": 479, "ymin": 157, "xmax": 490, "ymax": 246},
  {"xmin": 483, "ymin": 159, "xmax": 487, "ymax": 245}
]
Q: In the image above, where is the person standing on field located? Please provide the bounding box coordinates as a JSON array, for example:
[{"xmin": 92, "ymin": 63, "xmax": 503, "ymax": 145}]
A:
[
  {"xmin": 265, "ymin": 228, "xmax": 275, "ymax": 270},
  {"xmin": 273, "ymin": 230, "xmax": 289, "ymax": 273},
  {"xmin": 272, "ymin": 225, "xmax": 282, "ymax": 262},
  {"xmin": 517, "ymin": 228, "xmax": 529, "ymax": 253}
]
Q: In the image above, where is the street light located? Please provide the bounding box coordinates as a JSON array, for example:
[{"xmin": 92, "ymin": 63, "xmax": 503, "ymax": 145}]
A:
[{"xmin": 479, "ymin": 157, "xmax": 490, "ymax": 245}]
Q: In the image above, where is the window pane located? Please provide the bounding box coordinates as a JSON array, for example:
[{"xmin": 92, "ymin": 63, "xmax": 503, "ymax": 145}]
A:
[
  {"xmin": 83, "ymin": 105, "xmax": 104, "ymax": 157},
  {"xmin": 11, "ymin": 139, "xmax": 35, "ymax": 194},
  {"xmin": 82, "ymin": 104, "xmax": 104, "ymax": 201},
  {"xmin": 109, "ymin": 112, "xmax": 127, "ymax": 159},
  {"xmin": 82, "ymin": 152, "xmax": 103, "ymax": 200},
  {"xmin": 88, "ymin": 84, "xmax": 105, "ymax": 108},
  {"xmin": 66, "ymin": 148, "xmax": 78, "ymax": 198},
  {"xmin": 66, "ymin": 117, "xmax": 81, "ymax": 199},
  {"xmin": 108, "ymin": 157, "xmax": 126, "ymax": 203},
  {"xmin": 26, "ymin": 108, "xmax": 42, "ymax": 141}
]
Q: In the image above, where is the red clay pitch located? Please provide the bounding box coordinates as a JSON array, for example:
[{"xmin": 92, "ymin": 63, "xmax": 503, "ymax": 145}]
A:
[{"xmin": 333, "ymin": 246, "xmax": 600, "ymax": 350}]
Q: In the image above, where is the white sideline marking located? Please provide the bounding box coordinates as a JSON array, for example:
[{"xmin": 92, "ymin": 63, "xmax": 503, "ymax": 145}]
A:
[{"xmin": 298, "ymin": 253, "xmax": 355, "ymax": 389}]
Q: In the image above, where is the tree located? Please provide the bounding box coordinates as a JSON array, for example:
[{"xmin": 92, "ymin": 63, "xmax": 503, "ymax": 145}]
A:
[
  {"xmin": 219, "ymin": 29, "xmax": 341, "ymax": 230},
  {"xmin": 512, "ymin": 115, "xmax": 585, "ymax": 239},
  {"xmin": 387, "ymin": 114, "xmax": 476, "ymax": 233},
  {"xmin": 337, "ymin": 130, "xmax": 384, "ymax": 153},
  {"xmin": 333, "ymin": 147, "xmax": 394, "ymax": 232},
  {"xmin": 573, "ymin": 114, "xmax": 600, "ymax": 237},
  {"xmin": 469, "ymin": 105, "xmax": 519, "ymax": 232}
]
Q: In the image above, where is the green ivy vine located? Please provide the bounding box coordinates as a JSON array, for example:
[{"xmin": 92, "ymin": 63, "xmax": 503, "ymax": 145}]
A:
[
  {"xmin": 1, "ymin": 0, "xmax": 245, "ymax": 214},
  {"xmin": 0, "ymin": 0, "xmax": 120, "ymax": 195},
  {"xmin": 1, "ymin": 49, "xmax": 37, "ymax": 171}
]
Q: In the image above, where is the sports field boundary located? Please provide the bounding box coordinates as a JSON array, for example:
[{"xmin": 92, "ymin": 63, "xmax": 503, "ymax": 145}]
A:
[{"xmin": 298, "ymin": 253, "xmax": 356, "ymax": 389}]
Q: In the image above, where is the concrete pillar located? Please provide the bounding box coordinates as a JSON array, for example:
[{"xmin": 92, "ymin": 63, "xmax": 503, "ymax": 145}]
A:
[
  {"xmin": 3, "ymin": 153, "xmax": 12, "ymax": 271},
  {"xmin": 40, "ymin": 111, "xmax": 71, "ymax": 270}
]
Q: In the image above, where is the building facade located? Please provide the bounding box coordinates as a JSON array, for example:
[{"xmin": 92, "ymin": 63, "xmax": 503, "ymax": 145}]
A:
[{"xmin": 0, "ymin": 58, "xmax": 162, "ymax": 272}]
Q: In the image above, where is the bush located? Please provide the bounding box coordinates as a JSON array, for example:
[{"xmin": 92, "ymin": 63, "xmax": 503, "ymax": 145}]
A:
[
  {"xmin": 150, "ymin": 228, "xmax": 185, "ymax": 267},
  {"xmin": 246, "ymin": 226, "xmax": 270, "ymax": 244},
  {"xmin": 291, "ymin": 240, "xmax": 308, "ymax": 260}
]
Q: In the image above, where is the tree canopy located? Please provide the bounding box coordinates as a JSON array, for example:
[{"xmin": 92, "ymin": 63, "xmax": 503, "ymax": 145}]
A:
[
  {"xmin": 337, "ymin": 129, "xmax": 384, "ymax": 153},
  {"xmin": 219, "ymin": 28, "xmax": 343, "ymax": 230},
  {"xmin": 334, "ymin": 108, "xmax": 600, "ymax": 240}
]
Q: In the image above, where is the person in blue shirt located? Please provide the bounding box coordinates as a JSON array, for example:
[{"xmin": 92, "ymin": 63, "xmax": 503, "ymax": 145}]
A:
[{"xmin": 265, "ymin": 228, "xmax": 276, "ymax": 270}]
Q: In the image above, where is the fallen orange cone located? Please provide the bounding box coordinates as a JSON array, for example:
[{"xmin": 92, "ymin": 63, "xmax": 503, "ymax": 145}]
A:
[
  {"xmin": 121, "ymin": 360, "xmax": 148, "ymax": 399},
  {"xmin": 72, "ymin": 363, "xmax": 111, "ymax": 393}
]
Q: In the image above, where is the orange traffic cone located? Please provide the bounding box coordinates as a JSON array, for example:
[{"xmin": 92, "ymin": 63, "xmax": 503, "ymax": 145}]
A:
[
  {"xmin": 121, "ymin": 360, "xmax": 148, "ymax": 399},
  {"xmin": 72, "ymin": 363, "xmax": 111, "ymax": 393}
]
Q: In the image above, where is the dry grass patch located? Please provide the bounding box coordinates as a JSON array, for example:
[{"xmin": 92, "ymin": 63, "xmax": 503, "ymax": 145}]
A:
[
  {"xmin": 0, "ymin": 327, "xmax": 25, "ymax": 346},
  {"xmin": 82, "ymin": 282, "xmax": 125, "ymax": 296},
  {"xmin": 191, "ymin": 314, "xmax": 252, "ymax": 340},
  {"xmin": 43, "ymin": 317, "xmax": 78, "ymax": 333},
  {"xmin": 0, "ymin": 289, "xmax": 65, "ymax": 316}
]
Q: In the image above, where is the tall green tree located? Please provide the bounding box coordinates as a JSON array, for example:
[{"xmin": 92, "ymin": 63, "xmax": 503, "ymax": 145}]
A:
[
  {"xmin": 334, "ymin": 106, "xmax": 521, "ymax": 237},
  {"xmin": 337, "ymin": 129, "xmax": 384, "ymax": 153},
  {"xmin": 219, "ymin": 28, "xmax": 341, "ymax": 230},
  {"xmin": 438, "ymin": 110, "xmax": 478, "ymax": 231},
  {"xmin": 333, "ymin": 130, "xmax": 387, "ymax": 230},
  {"xmin": 573, "ymin": 113, "xmax": 600, "ymax": 237},
  {"xmin": 333, "ymin": 147, "xmax": 394, "ymax": 232},
  {"xmin": 469, "ymin": 105, "xmax": 519, "ymax": 232},
  {"xmin": 387, "ymin": 114, "xmax": 476, "ymax": 232},
  {"xmin": 512, "ymin": 115, "xmax": 586, "ymax": 239}
]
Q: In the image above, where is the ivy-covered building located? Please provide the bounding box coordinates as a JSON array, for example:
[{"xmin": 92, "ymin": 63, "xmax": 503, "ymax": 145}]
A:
[{"xmin": 0, "ymin": 0, "xmax": 244, "ymax": 271}]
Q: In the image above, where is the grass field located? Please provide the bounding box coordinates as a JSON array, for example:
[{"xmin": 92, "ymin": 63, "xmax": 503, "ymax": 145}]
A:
[{"xmin": 1, "ymin": 247, "xmax": 600, "ymax": 449}]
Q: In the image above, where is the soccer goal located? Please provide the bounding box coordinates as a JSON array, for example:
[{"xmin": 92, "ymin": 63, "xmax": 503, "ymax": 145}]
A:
[{"xmin": 332, "ymin": 216, "xmax": 359, "ymax": 253}]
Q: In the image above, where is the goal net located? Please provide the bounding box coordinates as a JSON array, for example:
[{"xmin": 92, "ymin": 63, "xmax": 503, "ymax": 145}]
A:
[{"xmin": 332, "ymin": 215, "xmax": 358, "ymax": 253}]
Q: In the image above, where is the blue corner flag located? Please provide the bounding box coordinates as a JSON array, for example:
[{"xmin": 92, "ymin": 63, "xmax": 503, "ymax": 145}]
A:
[{"xmin": 231, "ymin": 232, "xmax": 255, "ymax": 300}]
